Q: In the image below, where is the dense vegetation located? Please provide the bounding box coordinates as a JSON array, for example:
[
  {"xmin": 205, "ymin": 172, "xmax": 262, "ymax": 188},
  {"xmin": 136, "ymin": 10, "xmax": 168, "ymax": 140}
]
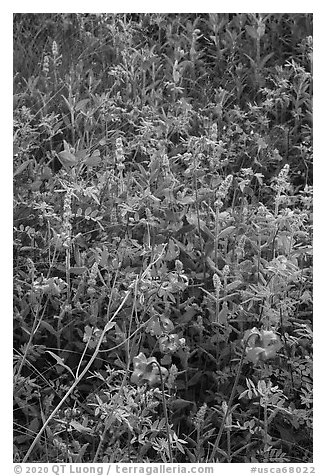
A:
[{"xmin": 13, "ymin": 13, "xmax": 313, "ymax": 464}]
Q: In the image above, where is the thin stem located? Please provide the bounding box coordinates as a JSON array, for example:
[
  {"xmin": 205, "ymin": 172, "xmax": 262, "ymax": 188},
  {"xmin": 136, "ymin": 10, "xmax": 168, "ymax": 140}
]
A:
[
  {"xmin": 209, "ymin": 330, "xmax": 260, "ymax": 462},
  {"xmin": 15, "ymin": 295, "xmax": 50, "ymax": 385},
  {"xmin": 226, "ymin": 425, "xmax": 231, "ymax": 463},
  {"xmin": 22, "ymin": 290, "xmax": 131, "ymax": 463},
  {"xmin": 194, "ymin": 166, "xmax": 206, "ymax": 280},
  {"xmin": 214, "ymin": 206, "xmax": 220, "ymax": 268},
  {"xmin": 263, "ymin": 400, "xmax": 268, "ymax": 448},
  {"xmin": 152, "ymin": 362, "xmax": 173, "ymax": 463},
  {"xmin": 75, "ymin": 333, "xmax": 92, "ymax": 379}
]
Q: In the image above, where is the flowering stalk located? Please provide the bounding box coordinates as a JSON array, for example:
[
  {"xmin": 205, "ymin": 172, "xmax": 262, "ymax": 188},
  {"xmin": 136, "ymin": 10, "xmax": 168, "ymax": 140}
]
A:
[
  {"xmin": 213, "ymin": 273, "xmax": 221, "ymax": 323},
  {"xmin": 214, "ymin": 175, "xmax": 233, "ymax": 268},
  {"xmin": 52, "ymin": 40, "xmax": 59, "ymax": 86},
  {"xmin": 274, "ymin": 163, "xmax": 290, "ymax": 216},
  {"xmin": 194, "ymin": 403, "xmax": 207, "ymax": 462},
  {"xmin": 271, "ymin": 163, "xmax": 290, "ymax": 259},
  {"xmin": 116, "ymin": 137, "xmax": 125, "ymax": 195},
  {"xmin": 43, "ymin": 55, "xmax": 50, "ymax": 78},
  {"xmin": 222, "ymin": 264, "xmax": 230, "ymax": 290},
  {"xmin": 63, "ymin": 189, "xmax": 73, "ymax": 306}
]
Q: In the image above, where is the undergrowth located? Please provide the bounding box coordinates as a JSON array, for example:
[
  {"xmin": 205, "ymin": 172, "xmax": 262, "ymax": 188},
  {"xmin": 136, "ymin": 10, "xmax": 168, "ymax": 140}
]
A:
[{"xmin": 13, "ymin": 13, "xmax": 313, "ymax": 463}]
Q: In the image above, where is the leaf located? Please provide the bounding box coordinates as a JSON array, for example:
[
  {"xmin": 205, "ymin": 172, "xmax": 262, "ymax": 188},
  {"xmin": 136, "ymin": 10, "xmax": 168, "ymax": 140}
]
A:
[
  {"xmin": 186, "ymin": 212, "xmax": 214, "ymax": 240},
  {"xmin": 218, "ymin": 226, "xmax": 236, "ymax": 240},
  {"xmin": 57, "ymin": 150, "xmax": 77, "ymax": 168},
  {"xmin": 104, "ymin": 321, "xmax": 116, "ymax": 333},
  {"xmin": 29, "ymin": 180, "xmax": 42, "ymax": 192},
  {"xmin": 84, "ymin": 149, "xmax": 101, "ymax": 167},
  {"xmin": 83, "ymin": 325, "xmax": 93, "ymax": 342},
  {"xmin": 187, "ymin": 371, "xmax": 203, "ymax": 386},
  {"xmin": 242, "ymin": 185, "xmax": 254, "ymax": 196},
  {"xmin": 165, "ymin": 239, "xmax": 180, "ymax": 261},
  {"xmin": 206, "ymin": 256, "xmax": 221, "ymax": 275},
  {"xmin": 245, "ymin": 25, "xmax": 258, "ymax": 40},
  {"xmin": 177, "ymin": 195, "xmax": 195, "ymax": 204},
  {"xmin": 69, "ymin": 420, "xmax": 93, "ymax": 433},
  {"xmin": 161, "ymin": 354, "xmax": 172, "ymax": 366},
  {"xmin": 14, "ymin": 159, "xmax": 31, "ymax": 177},
  {"xmin": 69, "ymin": 266, "xmax": 87, "ymax": 275},
  {"xmin": 256, "ymin": 23, "xmax": 266, "ymax": 38},
  {"xmin": 75, "ymin": 149, "xmax": 88, "ymax": 160},
  {"xmin": 226, "ymin": 280, "xmax": 242, "ymax": 293},
  {"xmin": 28, "ymin": 417, "xmax": 40, "ymax": 434},
  {"xmin": 46, "ymin": 351, "xmax": 75, "ymax": 377},
  {"xmin": 172, "ymin": 61, "xmax": 180, "ymax": 84},
  {"xmin": 39, "ymin": 321, "xmax": 59, "ymax": 337},
  {"xmin": 259, "ymin": 52, "xmax": 274, "ymax": 69},
  {"xmin": 40, "ymin": 166, "xmax": 52, "ymax": 180},
  {"xmin": 243, "ymin": 53, "xmax": 257, "ymax": 68},
  {"xmin": 218, "ymin": 302, "xmax": 228, "ymax": 324},
  {"xmin": 73, "ymin": 443, "xmax": 89, "ymax": 463},
  {"xmin": 75, "ymin": 98, "xmax": 90, "ymax": 112}
]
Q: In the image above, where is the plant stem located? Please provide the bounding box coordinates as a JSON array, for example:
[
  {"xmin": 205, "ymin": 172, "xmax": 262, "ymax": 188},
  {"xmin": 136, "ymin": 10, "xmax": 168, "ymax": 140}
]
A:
[
  {"xmin": 209, "ymin": 331, "xmax": 260, "ymax": 462},
  {"xmin": 153, "ymin": 362, "xmax": 173, "ymax": 463},
  {"xmin": 22, "ymin": 290, "xmax": 131, "ymax": 463}
]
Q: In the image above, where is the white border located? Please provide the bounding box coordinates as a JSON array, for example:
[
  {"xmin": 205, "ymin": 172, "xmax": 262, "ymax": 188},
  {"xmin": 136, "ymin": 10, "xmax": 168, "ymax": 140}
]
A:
[{"xmin": 4, "ymin": 4, "xmax": 325, "ymax": 474}]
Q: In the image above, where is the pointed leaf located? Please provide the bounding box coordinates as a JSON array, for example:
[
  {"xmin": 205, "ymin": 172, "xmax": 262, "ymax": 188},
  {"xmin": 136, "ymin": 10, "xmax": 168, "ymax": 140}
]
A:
[
  {"xmin": 14, "ymin": 160, "xmax": 31, "ymax": 177},
  {"xmin": 46, "ymin": 351, "xmax": 75, "ymax": 377},
  {"xmin": 58, "ymin": 150, "xmax": 77, "ymax": 168},
  {"xmin": 218, "ymin": 226, "xmax": 236, "ymax": 240}
]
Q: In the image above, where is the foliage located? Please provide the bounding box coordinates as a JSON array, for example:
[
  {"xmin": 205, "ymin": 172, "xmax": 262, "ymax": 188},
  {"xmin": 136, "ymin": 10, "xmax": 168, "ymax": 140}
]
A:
[{"xmin": 13, "ymin": 13, "xmax": 312, "ymax": 463}]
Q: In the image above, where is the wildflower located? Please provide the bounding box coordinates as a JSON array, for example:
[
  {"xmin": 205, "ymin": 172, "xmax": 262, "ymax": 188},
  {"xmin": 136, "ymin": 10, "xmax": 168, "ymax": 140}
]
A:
[
  {"xmin": 235, "ymin": 235, "xmax": 246, "ymax": 259},
  {"xmin": 159, "ymin": 334, "xmax": 185, "ymax": 354},
  {"xmin": 210, "ymin": 123, "xmax": 218, "ymax": 142},
  {"xmin": 213, "ymin": 273, "xmax": 221, "ymax": 293},
  {"xmin": 52, "ymin": 40, "xmax": 59, "ymax": 58},
  {"xmin": 43, "ymin": 55, "xmax": 50, "ymax": 75},
  {"xmin": 131, "ymin": 352, "xmax": 168, "ymax": 387},
  {"xmin": 194, "ymin": 315, "xmax": 204, "ymax": 333},
  {"xmin": 240, "ymin": 167, "xmax": 254, "ymax": 178},
  {"xmin": 87, "ymin": 261, "xmax": 99, "ymax": 296},
  {"xmin": 215, "ymin": 174, "xmax": 233, "ymax": 209},
  {"xmin": 162, "ymin": 153, "xmax": 170, "ymax": 170},
  {"xmin": 115, "ymin": 137, "xmax": 125, "ymax": 163},
  {"xmin": 161, "ymin": 153, "xmax": 178, "ymax": 186},
  {"xmin": 194, "ymin": 402, "xmax": 207, "ymax": 429},
  {"xmin": 222, "ymin": 265, "xmax": 230, "ymax": 276},
  {"xmin": 166, "ymin": 364, "xmax": 178, "ymax": 389},
  {"xmin": 173, "ymin": 263, "xmax": 189, "ymax": 289},
  {"xmin": 175, "ymin": 259, "xmax": 184, "ymax": 274},
  {"xmin": 243, "ymin": 327, "xmax": 283, "ymax": 364},
  {"xmin": 273, "ymin": 163, "xmax": 290, "ymax": 195},
  {"xmin": 53, "ymin": 438, "xmax": 66, "ymax": 452},
  {"xmin": 146, "ymin": 314, "xmax": 174, "ymax": 337},
  {"xmin": 62, "ymin": 189, "xmax": 73, "ymax": 248},
  {"xmin": 278, "ymin": 163, "xmax": 289, "ymax": 181},
  {"xmin": 33, "ymin": 276, "xmax": 66, "ymax": 296},
  {"xmin": 222, "ymin": 400, "xmax": 232, "ymax": 427},
  {"xmin": 115, "ymin": 138, "xmax": 125, "ymax": 193},
  {"xmin": 117, "ymin": 162, "xmax": 125, "ymax": 172}
]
